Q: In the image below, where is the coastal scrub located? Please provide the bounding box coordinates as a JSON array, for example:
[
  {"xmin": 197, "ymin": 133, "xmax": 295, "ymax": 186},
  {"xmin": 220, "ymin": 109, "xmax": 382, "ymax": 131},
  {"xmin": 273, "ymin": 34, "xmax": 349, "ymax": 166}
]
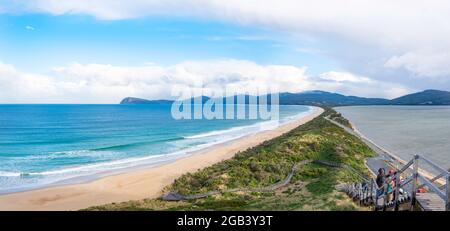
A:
[{"xmin": 86, "ymin": 109, "xmax": 374, "ymax": 211}]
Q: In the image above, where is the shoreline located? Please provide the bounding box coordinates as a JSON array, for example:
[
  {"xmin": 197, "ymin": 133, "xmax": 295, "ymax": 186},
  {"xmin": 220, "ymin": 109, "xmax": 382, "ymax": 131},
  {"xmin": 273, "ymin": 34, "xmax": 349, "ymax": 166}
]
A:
[
  {"xmin": 0, "ymin": 107, "xmax": 324, "ymax": 211},
  {"xmin": 342, "ymin": 116, "xmax": 445, "ymax": 185},
  {"xmin": 0, "ymin": 107, "xmax": 312, "ymax": 195}
]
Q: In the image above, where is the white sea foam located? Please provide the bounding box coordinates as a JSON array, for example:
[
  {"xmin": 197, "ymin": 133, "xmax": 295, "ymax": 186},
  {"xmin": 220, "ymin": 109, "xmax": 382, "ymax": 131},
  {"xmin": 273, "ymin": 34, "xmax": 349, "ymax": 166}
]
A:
[
  {"xmin": 184, "ymin": 126, "xmax": 250, "ymax": 139},
  {"xmin": 6, "ymin": 150, "xmax": 120, "ymax": 161},
  {"xmin": 183, "ymin": 108, "xmax": 313, "ymax": 140},
  {"xmin": 0, "ymin": 106, "xmax": 316, "ymax": 194},
  {"xmin": 0, "ymin": 171, "xmax": 21, "ymax": 177}
]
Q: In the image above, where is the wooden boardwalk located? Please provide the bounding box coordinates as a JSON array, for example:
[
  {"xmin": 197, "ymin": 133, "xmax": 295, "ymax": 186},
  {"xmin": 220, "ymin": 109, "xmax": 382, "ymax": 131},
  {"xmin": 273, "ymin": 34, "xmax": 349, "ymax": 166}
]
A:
[
  {"xmin": 416, "ymin": 193, "xmax": 445, "ymax": 211},
  {"xmin": 325, "ymin": 116, "xmax": 449, "ymax": 211}
]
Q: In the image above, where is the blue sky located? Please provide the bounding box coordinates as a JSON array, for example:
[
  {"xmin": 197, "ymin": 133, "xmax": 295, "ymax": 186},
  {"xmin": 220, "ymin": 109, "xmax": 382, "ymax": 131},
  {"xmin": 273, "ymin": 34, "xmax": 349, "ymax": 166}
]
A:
[
  {"xmin": 0, "ymin": 13, "xmax": 338, "ymax": 74},
  {"xmin": 1, "ymin": 1, "xmax": 449, "ymax": 103}
]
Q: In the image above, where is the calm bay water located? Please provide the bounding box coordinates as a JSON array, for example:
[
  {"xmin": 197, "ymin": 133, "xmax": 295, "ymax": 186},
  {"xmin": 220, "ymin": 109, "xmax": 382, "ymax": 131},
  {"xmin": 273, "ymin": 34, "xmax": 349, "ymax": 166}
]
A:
[
  {"xmin": 0, "ymin": 104, "xmax": 312, "ymax": 193},
  {"xmin": 335, "ymin": 106, "xmax": 450, "ymax": 170}
]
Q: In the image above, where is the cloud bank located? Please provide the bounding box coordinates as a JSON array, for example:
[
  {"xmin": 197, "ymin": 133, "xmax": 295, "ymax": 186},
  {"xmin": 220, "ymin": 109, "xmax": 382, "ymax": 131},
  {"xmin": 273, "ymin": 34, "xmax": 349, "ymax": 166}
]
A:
[
  {"xmin": 0, "ymin": 60, "xmax": 411, "ymax": 103},
  {"xmin": 3, "ymin": 0, "xmax": 450, "ymax": 81}
]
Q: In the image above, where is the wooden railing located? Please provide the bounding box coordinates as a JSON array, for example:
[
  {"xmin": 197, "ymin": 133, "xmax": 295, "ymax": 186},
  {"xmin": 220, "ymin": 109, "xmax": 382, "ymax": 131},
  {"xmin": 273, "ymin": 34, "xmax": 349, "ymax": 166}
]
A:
[
  {"xmin": 325, "ymin": 115, "xmax": 450, "ymax": 211},
  {"xmin": 372, "ymin": 155, "xmax": 450, "ymax": 211}
]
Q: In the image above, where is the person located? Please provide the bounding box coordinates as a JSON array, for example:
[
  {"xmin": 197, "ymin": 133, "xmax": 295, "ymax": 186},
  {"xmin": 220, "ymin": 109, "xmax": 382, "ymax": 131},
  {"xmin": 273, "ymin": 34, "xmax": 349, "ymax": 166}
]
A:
[
  {"xmin": 386, "ymin": 177, "xmax": 394, "ymax": 202},
  {"xmin": 376, "ymin": 168, "xmax": 386, "ymax": 197},
  {"xmin": 386, "ymin": 169, "xmax": 397, "ymax": 202},
  {"xmin": 376, "ymin": 168, "xmax": 385, "ymax": 187},
  {"xmin": 388, "ymin": 170, "xmax": 397, "ymax": 186}
]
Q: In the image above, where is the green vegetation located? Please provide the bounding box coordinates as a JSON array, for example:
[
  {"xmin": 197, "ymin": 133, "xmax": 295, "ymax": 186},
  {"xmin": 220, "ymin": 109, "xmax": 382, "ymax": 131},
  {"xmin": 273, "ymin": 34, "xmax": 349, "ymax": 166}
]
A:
[
  {"xmin": 122, "ymin": 89, "xmax": 450, "ymax": 106},
  {"xmin": 391, "ymin": 89, "xmax": 450, "ymax": 105},
  {"xmin": 85, "ymin": 108, "xmax": 375, "ymax": 211},
  {"xmin": 323, "ymin": 108, "xmax": 352, "ymax": 128}
]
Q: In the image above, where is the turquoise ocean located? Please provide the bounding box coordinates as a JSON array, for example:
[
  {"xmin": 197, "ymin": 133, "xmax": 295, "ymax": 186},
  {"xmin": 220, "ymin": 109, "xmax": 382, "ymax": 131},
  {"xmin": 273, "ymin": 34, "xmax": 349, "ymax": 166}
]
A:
[{"xmin": 0, "ymin": 104, "xmax": 313, "ymax": 193}]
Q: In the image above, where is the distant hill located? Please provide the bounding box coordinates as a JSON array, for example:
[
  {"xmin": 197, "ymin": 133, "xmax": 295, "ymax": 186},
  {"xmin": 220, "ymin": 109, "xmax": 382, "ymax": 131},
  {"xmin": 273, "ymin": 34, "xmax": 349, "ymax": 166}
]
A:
[
  {"xmin": 278, "ymin": 91, "xmax": 390, "ymax": 106},
  {"xmin": 120, "ymin": 89, "xmax": 450, "ymax": 106},
  {"xmin": 120, "ymin": 97, "xmax": 173, "ymax": 104},
  {"xmin": 391, "ymin": 90, "xmax": 450, "ymax": 105}
]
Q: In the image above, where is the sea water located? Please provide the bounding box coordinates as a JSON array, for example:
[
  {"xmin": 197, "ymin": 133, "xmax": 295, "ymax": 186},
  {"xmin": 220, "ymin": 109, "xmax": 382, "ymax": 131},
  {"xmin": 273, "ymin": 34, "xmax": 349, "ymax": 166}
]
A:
[
  {"xmin": 336, "ymin": 106, "xmax": 450, "ymax": 171},
  {"xmin": 0, "ymin": 104, "xmax": 313, "ymax": 193}
]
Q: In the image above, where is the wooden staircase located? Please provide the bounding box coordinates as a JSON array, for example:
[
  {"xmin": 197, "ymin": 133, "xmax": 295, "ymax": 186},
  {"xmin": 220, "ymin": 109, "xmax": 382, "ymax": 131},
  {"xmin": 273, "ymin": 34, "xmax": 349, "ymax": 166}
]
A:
[
  {"xmin": 337, "ymin": 155, "xmax": 450, "ymax": 211},
  {"xmin": 325, "ymin": 116, "xmax": 450, "ymax": 211}
]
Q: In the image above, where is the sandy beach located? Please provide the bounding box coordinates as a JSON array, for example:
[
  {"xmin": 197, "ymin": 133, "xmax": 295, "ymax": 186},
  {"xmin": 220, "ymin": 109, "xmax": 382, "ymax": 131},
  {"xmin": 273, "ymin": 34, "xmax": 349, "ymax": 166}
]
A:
[{"xmin": 0, "ymin": 107, "xmax": 324, "ymax": 211}]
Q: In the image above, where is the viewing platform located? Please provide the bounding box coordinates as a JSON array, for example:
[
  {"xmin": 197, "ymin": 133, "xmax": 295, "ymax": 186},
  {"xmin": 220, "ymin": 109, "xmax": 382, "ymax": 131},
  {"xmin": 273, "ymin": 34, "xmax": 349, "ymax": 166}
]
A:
[{"xmin": 325, "ymin": 116, "xmax": 450, "ymax": 211}]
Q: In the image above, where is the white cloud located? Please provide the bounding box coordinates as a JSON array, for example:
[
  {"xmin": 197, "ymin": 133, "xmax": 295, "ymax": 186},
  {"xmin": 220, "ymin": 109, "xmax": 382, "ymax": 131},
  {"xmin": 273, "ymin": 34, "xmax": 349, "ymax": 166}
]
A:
[
  {"xmin": 235, "ymin": 35, "xmax": 268, "ymax": 41},
  {"xmin": 385, "ymin": 51, "xmax": 450, "ymax": 78},
  {"xmin": 313, "ymin": 71, "xmax": 413, "ymax": 99},
  {"xmin": 0, "ymin": 63, "xmax": 58, "ymax": 102},
  {"xmin": 3, "ymin": 0, "xmax": 450, "ymax": 80},
  {"xmin": 295, "ymin": 47, "xmax": 327, "ymax": 55},
  {"xmin": 318, "ymin": 71, "xmax": 373, "ymax": 83},
  {"xmin": 25, "ymin": 25, "xmax": 35, "ymax": 30},
  {"xmin": 0, "ymin": 60, "xmax": 411, "ymax": 103}
]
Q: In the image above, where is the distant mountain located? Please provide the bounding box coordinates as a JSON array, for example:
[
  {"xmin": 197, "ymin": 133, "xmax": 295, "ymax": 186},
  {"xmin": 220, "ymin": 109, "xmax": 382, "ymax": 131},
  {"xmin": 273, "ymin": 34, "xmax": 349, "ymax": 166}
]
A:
[
  {"xmin": 120, "ymin": 89, "xmax": 450, "ymax": 106},
  {"xmin": 278, "ymin": 91, "xmax": 390, "ymax": 106},
  {"xmin": 120, "ymin": 97, "xmax": 173, "ymax": 104},
  {"xmin": 120, "ymin": 95, "xmax": 268, "ymax": 105},
  {"xmin": 391, "ymin": 90, "xmax": 450, "ymax": 105}
]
